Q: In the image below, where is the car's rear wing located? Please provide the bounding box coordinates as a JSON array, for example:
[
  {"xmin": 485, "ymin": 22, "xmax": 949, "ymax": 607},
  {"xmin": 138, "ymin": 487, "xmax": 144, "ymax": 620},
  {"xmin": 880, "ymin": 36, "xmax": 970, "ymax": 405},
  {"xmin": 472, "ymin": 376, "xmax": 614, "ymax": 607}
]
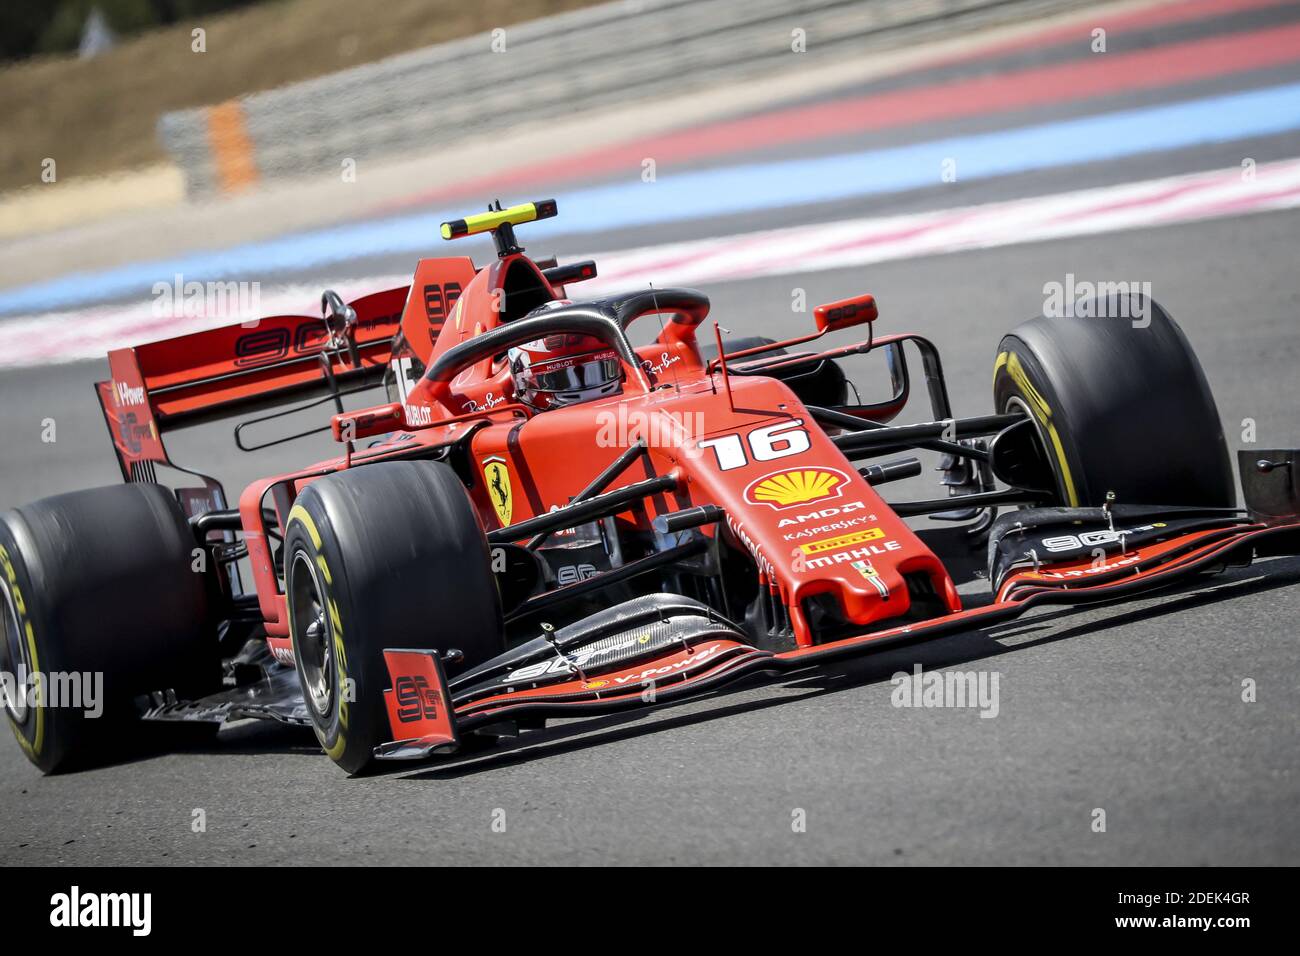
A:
[{"xmin": 95, "ymin": 285, "xmax": 409, "ymax": 482}]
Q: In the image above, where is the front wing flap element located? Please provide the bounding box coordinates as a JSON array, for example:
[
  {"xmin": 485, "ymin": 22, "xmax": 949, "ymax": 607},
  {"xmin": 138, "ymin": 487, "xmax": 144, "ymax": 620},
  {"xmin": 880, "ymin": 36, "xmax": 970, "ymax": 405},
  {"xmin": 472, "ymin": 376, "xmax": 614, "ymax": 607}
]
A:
[
  {"xmin": 371, "ymin": 517, "xmax": 1300, "ymax": 760},
  {"xmin": 375, "ymin": 649, "xmax": 459, "ymax": 761},
  {"xmin": 986, "ymin": 504, "xmax": 1250, "ymax": 592}
]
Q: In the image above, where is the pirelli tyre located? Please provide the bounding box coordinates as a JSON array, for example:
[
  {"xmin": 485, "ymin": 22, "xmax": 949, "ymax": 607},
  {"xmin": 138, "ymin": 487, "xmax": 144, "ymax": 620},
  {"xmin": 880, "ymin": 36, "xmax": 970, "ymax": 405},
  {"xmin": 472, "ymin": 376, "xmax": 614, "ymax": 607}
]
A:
[
  {"xmin": 0, "ymin": 483, "xmax": 217, "ymax": 774},
  {"xmin": 993, "ymin": 294, "xmax": 1234, "ymax": 508},
  {"xmin": 284, "ymin": 460, "xmax": 504, "ymax": 775}
]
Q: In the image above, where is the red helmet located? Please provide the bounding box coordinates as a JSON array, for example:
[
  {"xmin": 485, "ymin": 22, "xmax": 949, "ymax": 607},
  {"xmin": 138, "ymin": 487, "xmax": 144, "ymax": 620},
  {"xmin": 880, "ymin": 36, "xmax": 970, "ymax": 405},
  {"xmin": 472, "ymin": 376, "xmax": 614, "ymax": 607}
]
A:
[{"xmin": 508, "ymin": 329, "xmax": 623, "ymax": 410}]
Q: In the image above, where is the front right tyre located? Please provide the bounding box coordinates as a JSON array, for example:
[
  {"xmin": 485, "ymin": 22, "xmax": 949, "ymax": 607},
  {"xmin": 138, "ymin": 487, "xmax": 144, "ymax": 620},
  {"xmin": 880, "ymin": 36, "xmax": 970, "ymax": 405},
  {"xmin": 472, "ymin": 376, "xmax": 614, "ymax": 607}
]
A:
[{"xmin": 993, "ymin": 295, "xmax": 1235, "ymax": 508}]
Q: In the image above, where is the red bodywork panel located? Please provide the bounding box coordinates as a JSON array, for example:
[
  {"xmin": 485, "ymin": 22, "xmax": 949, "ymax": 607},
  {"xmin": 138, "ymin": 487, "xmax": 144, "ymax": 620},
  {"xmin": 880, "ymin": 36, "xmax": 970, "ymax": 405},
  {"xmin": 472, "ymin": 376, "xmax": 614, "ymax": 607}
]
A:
[
  {"xmin": 400, "ymin": 257, "xmax": 477, "ymax": 358},
  {"xmin": 462, "ymin": 374, "xmax": 958, "ymax": 645}
]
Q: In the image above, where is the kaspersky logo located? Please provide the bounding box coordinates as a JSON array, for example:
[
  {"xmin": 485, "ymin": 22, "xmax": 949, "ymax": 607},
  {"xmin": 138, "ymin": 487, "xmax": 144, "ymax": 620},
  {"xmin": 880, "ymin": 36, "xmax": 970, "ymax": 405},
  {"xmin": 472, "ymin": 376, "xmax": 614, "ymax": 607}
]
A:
[{"xmin": 744, "ymin": 467, "xmax": 848, "ymax": 510}]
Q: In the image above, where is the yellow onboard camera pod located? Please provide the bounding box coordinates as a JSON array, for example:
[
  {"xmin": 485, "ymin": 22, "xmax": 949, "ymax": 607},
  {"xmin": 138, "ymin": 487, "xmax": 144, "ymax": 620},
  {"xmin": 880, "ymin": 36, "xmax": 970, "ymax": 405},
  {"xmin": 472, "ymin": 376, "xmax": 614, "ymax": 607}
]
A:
[{"xmin": 440, "ymin": 200, "xmax": 558, "ymax": 241}]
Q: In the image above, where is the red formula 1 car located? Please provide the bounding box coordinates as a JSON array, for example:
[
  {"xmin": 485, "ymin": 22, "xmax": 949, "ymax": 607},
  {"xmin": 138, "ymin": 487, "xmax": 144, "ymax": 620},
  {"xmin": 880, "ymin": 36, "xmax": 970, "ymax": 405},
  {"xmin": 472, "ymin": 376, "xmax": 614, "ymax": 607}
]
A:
[{"xmin": 3, "ymin": 199, "xmax": 1298, "ymax": 774}]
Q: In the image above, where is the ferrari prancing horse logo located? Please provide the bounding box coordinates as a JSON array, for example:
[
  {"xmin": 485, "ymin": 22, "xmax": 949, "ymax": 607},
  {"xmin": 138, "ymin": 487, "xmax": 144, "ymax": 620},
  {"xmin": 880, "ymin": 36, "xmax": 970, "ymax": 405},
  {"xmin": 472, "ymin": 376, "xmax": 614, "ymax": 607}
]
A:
[{"xmin": 481, "ymin": 456, "xmax": 513, "ymax": 526}]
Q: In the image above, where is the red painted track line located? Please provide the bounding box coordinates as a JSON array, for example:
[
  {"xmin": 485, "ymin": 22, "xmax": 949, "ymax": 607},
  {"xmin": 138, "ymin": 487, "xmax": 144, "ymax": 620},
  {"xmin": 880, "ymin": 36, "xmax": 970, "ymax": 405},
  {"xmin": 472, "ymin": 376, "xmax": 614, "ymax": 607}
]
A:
[
  {"xmin": 384, "ymin": 18, "xmax": 1300, "ymax": 213},
  {"xmin": 1042, "ymin": 178, "xmax": 1213, "ymax": 223},
  {"xmin": 1161, "ymin": 180, "xmax": 1300, "ymax": 216},
  {"xmin": 827, "ymin": 211, "xmax": 985, "ymax": 257}
]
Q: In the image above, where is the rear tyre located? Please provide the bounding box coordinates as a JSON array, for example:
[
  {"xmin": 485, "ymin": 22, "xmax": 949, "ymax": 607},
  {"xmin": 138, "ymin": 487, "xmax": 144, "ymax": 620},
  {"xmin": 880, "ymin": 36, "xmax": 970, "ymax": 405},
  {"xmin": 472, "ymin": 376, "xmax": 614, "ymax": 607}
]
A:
[
  {"xmin": 0, "ymin": 483, "xmax": 217, "ymax": 773},
  {"xmin": 993, "ymin": 295, "xmax": 1234, "ymax": 508},
  {"xmin": 283, "ymin": 460, "xmax": 504, "ymax": 775}
]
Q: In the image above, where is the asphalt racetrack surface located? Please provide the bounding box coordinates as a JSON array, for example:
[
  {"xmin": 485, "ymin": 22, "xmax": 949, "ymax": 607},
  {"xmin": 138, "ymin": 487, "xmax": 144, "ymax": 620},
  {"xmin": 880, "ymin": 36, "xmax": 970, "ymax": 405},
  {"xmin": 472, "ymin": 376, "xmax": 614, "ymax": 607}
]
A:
[{"xmin": 1, "ymin": 3, "xmax": 1298, "ymax": 865}]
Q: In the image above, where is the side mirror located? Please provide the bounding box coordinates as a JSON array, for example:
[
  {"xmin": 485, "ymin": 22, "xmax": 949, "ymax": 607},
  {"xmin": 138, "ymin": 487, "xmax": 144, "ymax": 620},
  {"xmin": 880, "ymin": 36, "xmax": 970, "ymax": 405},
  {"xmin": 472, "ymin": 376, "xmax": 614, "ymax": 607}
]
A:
[
  {"xmin": 332, "ymin": 403, "xmax": 405, "ymax": 442},
  {"xmin": 322, "ymin": 288, "xmax": 361, "ymax": 366},
  {"xmin": 814, "ymin": 293, "xmax": 878, "ymax": 333}
]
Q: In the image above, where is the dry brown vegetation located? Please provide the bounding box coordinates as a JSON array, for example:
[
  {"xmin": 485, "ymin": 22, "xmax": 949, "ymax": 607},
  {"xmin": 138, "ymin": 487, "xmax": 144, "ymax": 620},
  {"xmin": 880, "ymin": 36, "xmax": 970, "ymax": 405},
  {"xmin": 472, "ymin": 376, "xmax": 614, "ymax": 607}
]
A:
[{"xmin": 0, "ymin": 0, "xmax": 601, "ymax": 192}]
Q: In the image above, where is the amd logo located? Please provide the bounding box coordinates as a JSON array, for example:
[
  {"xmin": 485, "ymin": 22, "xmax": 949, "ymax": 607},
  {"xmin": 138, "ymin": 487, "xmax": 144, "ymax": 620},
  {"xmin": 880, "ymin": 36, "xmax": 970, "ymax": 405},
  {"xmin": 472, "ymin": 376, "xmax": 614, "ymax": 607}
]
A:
[{"xmin": 776, "ymin": 501, "xmax": 869, "ymax": 528}]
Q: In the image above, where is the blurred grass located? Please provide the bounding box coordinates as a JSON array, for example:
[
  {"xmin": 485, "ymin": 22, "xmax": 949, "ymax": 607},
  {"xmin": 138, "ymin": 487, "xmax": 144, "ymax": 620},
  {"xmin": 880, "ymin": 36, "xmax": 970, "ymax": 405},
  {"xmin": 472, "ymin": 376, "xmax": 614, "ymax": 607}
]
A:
[{"xmin": 0, "ymin": 0, "xmax": 602, "ymax": 193}]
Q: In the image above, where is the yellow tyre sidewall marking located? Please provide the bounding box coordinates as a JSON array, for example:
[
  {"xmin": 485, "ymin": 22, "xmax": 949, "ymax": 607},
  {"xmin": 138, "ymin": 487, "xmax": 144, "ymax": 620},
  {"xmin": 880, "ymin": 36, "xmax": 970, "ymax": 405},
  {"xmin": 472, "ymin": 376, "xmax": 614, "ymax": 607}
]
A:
[
  {"xmin": 0, "ymin": 543, "xmax": 43, "ymax": 759},
  {"xmin": 287, "ymin": 505, "xmax": 350, "ymax": 761},
  {"xmin": 994, "ymin": 350, "xmax": 1080, "ymax": 507}
]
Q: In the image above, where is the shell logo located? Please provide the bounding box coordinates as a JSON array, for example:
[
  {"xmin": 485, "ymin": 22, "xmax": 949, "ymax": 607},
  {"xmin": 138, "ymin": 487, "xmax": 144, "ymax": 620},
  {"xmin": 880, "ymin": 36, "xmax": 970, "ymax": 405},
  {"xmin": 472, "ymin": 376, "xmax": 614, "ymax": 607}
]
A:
[
  {"xmin": 744, "ymin": 467, "xmax": 849, "ymax": 510},
  {"xmin": 583, "ymin": 679, "xmax": 611, "ymax": 690}
]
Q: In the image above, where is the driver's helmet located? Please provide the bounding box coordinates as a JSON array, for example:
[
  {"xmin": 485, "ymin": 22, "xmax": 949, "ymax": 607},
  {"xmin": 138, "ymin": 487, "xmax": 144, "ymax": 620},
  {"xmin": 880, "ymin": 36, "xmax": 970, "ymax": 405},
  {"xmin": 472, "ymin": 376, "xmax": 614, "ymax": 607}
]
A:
[{"xmin": 508, "ymin": 301, "xmax": 623, "ymax": 410}]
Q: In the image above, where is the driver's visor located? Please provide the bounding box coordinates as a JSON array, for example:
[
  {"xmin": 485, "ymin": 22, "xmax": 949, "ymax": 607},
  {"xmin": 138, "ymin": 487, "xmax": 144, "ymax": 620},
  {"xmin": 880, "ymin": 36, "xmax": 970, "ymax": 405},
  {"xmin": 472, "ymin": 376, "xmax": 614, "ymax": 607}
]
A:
[{"xmin": 530, "ymin": 355, "xmax": 620, "ymax": 393}]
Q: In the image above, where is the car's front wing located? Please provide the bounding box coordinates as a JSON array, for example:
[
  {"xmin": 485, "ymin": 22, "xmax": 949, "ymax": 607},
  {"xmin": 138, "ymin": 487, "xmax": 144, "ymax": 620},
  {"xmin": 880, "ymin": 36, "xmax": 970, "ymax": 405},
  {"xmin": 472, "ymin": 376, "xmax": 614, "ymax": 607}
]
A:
[{"xmin": 375, "ymin": 517, "xmax": 1300, "ymax": 761}]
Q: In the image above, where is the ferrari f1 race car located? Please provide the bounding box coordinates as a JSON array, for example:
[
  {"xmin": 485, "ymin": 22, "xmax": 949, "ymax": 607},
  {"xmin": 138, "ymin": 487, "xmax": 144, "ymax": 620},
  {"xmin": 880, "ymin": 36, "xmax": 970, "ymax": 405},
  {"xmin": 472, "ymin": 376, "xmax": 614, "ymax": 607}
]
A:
[{"xmin": 3, "ymin": 199, "xmax": 1299, "ymax": 775}]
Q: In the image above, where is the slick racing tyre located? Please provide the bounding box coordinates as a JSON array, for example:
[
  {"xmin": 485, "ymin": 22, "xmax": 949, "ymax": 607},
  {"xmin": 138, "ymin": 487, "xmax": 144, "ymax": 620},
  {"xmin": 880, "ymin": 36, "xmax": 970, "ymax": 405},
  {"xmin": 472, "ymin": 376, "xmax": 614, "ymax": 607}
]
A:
[
  {"xmin": 993, "ymin": 294, "xmax": 1234, "ymax": 508},
  {"xmin": 0, "ymin": 483, "xmax": 217, "ymax": 774},
  {"xmin": 284, "ymin": 460, "xmax": 504, "ymax": 775}
]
